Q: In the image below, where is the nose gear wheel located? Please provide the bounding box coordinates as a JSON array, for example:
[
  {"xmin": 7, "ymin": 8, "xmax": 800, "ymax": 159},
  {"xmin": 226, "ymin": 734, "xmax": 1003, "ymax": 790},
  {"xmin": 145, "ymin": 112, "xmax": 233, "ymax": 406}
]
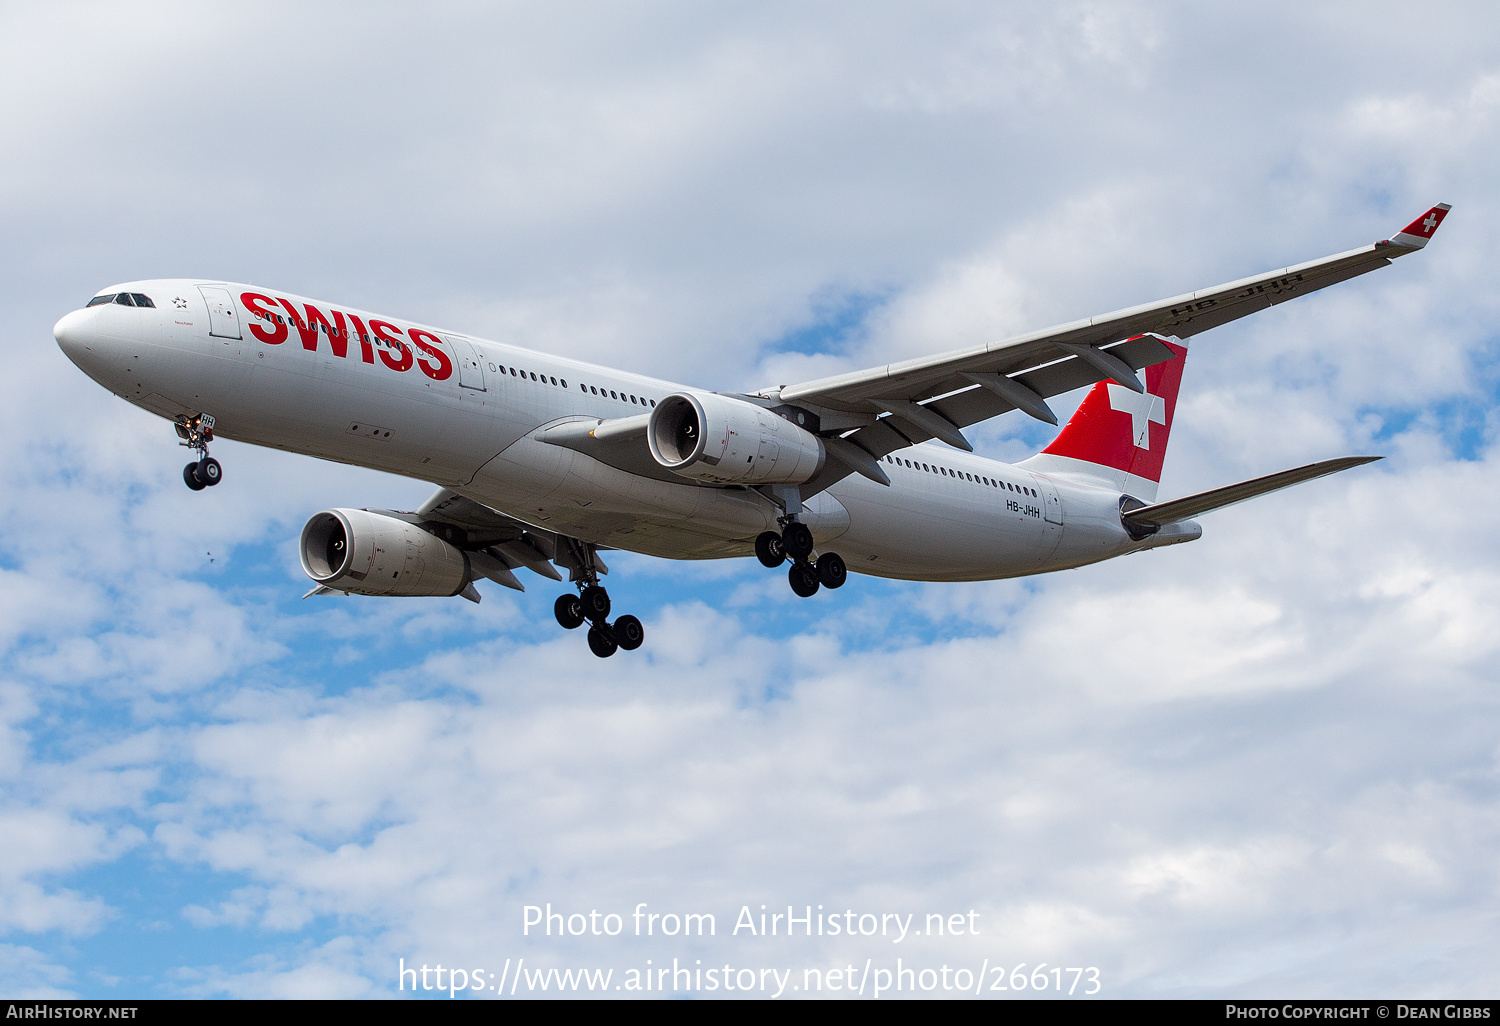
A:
[{"xmin": 175, "ymin": 415, "xmax": 223, "ymax": 489}]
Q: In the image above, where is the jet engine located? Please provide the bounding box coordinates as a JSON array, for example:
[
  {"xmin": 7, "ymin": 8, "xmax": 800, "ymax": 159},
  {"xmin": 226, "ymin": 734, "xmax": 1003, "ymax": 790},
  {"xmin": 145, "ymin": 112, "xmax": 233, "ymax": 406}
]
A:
[
  {"xmin": 300, "ymin": 508, "xmax": 470, "ymax": 597},
  {"xmin": 647, "ymin": 392, "xmax": 825, "ymax": 485}
]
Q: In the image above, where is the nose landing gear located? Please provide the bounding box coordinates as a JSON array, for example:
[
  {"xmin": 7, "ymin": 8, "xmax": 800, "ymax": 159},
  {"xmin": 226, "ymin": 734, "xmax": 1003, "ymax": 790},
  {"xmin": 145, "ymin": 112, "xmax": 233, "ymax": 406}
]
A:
[
  {"xmin": 176, "ymin": 414, "xmax": 223, "ymax": 490},
  {"xmin": 553, "ymin": 540, "xmax": 644, "ymax": 657}
]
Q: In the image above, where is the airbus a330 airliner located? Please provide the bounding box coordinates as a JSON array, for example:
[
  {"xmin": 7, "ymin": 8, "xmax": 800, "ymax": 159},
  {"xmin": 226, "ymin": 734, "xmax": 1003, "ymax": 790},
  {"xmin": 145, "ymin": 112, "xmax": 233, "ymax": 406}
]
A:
[{"xmin": 53, "ymin": 205, "xmax": 1450, "ymax": 656}]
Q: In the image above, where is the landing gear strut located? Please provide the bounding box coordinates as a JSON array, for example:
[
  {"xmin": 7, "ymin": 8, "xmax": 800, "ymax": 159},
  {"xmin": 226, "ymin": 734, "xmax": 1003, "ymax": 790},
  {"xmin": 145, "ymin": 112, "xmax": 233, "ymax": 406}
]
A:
[
  {"xmin": 553, "ymin": 539, "xmax": 644, "ymax": 657},
  {"xmin": 755, "ymin": 485, "xmax": 848, "ymax": 599},
  {"xmin": 176, "ymin": 414, "xmax": 223, "ymax": 490}
]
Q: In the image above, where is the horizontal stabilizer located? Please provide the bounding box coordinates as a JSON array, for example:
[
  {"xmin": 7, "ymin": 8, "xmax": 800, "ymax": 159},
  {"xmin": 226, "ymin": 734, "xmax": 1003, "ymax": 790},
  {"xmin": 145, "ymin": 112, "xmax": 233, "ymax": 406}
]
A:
[{"xmin": 1124, "ymin": 456, "xmax": 1381, "ymax": 527}]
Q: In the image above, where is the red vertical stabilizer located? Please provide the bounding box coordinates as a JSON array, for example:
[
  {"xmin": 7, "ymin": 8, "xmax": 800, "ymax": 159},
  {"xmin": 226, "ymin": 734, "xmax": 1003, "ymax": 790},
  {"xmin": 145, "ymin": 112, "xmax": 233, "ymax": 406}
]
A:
[{"xmin": 1033, "ymin": 339, "xmax": 1189, "ymax": 497}]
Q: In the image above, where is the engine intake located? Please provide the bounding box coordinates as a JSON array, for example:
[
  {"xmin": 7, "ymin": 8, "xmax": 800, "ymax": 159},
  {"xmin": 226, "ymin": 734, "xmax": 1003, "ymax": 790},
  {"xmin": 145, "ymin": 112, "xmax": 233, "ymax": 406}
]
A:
[
  {"xmin": 647, "ymin": 392, "xmax": 825, "ymax": 485},
  {"xmin": 300, "ymin": 508, "xmax": 470, "ymax": 597}
]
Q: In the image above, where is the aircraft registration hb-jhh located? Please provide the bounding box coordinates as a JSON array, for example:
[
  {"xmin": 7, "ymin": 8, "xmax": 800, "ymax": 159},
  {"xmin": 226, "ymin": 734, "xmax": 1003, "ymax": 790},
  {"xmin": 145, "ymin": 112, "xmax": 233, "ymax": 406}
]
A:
[{"xmin": 54, "ymin": 205, "xmax": 1450, "ymax": 657}]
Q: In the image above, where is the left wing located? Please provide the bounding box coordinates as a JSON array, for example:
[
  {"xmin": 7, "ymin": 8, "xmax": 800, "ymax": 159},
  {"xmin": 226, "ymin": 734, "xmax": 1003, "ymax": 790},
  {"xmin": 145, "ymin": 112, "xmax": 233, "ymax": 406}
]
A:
[
  {"xmin": 530, "ymin": 207, "xmax": 1444, "ymax": 501},
  {"xmin": 768, "ymin": 205, "xmax": 1450, "ymax": 487}
]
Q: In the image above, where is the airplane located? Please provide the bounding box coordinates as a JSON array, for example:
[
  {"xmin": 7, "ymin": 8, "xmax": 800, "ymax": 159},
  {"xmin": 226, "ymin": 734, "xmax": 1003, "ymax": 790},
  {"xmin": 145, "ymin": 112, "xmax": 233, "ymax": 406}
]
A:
[{"xmin": 53, "ymin": 204, "xmax": 1450, "ymax": 657}]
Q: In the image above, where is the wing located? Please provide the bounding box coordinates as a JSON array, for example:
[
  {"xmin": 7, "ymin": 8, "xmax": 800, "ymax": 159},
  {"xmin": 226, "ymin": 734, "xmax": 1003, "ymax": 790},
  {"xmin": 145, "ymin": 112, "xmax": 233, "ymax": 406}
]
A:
[
  {"xmin": 1121, "ymin": 456, "xmax": 1381, "ymax": 528},
  {"xmin": 402, "ymin": 489, "xmax": 565, "ymax": 589},
  {"xmin": 770, "ymin": 204, "xmax": 1450, "ymax": 492}
]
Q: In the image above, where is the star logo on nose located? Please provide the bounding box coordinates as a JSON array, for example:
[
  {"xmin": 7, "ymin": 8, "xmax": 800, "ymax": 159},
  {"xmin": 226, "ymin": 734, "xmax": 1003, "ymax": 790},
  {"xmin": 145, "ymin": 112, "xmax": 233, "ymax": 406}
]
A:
[{"xmin": 172, "ymin": 296, "xmax": 188, "ymax": 309}]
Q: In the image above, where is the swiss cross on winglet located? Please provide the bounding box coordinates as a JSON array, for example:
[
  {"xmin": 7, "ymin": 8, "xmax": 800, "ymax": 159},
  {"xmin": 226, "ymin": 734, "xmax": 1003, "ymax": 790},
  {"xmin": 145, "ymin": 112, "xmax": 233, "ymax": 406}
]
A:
[{"xmin": 1388, "ymin": 203, "xmax": 1452, "ymax": 249}]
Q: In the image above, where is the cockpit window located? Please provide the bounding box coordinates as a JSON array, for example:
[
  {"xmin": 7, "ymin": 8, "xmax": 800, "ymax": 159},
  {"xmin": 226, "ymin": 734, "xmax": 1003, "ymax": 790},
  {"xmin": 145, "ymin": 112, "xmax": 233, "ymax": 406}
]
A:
[{"xmin": 86, "ymin": 293, "xmax": 156, "ymax": 308}]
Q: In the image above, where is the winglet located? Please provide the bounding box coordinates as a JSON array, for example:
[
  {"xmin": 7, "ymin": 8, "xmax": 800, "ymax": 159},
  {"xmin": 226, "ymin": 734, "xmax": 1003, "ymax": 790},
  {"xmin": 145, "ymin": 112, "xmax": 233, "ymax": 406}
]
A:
[{"xmin": 1387, "ymin": 203, "xmax": 1451, "ymax": 250}]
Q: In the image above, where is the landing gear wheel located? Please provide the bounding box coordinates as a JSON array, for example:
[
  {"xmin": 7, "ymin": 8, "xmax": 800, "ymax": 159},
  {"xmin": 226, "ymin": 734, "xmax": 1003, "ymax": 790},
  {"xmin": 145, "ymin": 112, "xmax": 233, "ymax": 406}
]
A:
[
  {"xmin": 789, "ymin": 562, "xmax": 820, "ymax": 598},
  {"xmin": 782, "ymin": 522, "xmax": 815, "ymax": 561},
  {"xmin": 587, "ymin": 624, "xmax": 619, "ymax": 658},
  {"xmin": 612, "ymin": 614, "xmax": 644, "ymax": 651},
  {"xmin": 579, "ymin": 585, "xmax": 611, "ymax": 622},
  {"xmin": 176, "ymin": 415, "xmax": 217, "ymax": 491},
  {"xmin": 816, "ymin": 551, "xmax": 847, "ymax": 589},
  {"xmin": 754, "ymin": 531, "xmax": 787, "ymax": 568},
  {"xmin": 554, "ymin": 594, "xmax": 585, "ymax": 630}
]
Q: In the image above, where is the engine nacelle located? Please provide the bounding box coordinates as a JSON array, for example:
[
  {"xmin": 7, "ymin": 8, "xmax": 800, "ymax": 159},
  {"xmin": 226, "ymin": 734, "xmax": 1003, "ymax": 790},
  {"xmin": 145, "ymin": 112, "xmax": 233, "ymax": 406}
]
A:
[
  {"xmin": 300, "ymin": 508, "xmax": 470, "ymax": 597},
  {"xmin": 647, "ymin": 392, "xmax": 825, "ymax": 485}
]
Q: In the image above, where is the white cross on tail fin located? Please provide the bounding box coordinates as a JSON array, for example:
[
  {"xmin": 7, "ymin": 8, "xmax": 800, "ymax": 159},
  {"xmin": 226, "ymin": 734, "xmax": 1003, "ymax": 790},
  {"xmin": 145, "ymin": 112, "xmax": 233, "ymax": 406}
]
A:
[{"xmin": 1107, "ymin": 384, "xmax": 1167, "ymax": 449}]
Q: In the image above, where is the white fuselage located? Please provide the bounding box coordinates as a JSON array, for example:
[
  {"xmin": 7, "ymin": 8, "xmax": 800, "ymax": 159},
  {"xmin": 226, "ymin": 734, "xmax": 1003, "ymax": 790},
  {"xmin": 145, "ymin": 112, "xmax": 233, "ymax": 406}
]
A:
[{"xmin": 54, "ymin": 280, "xmax": 1196, "ymax": 583}]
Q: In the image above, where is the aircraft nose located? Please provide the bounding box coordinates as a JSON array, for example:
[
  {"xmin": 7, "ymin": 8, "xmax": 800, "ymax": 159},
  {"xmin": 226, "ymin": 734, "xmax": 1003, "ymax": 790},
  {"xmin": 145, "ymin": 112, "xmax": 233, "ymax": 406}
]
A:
[{"xmin": 54, "ymin": 308, "xmax": 102, "ymax": 368}]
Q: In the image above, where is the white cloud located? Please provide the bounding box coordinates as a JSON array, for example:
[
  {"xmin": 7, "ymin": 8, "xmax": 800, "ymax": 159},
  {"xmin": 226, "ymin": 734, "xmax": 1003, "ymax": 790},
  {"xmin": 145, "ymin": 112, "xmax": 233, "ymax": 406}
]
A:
[{"xmin": 0, "ymin": 943, "xmax": 76, "ymax": 999}]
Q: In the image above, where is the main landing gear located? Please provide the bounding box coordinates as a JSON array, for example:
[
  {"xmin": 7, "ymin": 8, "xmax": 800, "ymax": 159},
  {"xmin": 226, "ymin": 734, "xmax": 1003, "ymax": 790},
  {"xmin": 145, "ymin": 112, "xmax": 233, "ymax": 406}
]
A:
[
  {"xmin": 755, "ymin": 522, "xmax": 847, "ymax": 599},
  {"xmin": 176, "ymin": 414, "xmax": 223, "ymax": 491},
  {"xmin": 552, "ymin": 541, "xmax": 643, "ymax": 658}
]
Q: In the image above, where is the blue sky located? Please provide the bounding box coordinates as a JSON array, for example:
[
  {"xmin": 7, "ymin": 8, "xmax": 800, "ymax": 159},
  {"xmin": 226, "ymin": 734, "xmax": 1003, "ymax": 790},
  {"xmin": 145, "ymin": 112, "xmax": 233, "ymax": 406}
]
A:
[{"xmin": 3, "ymin": 1, "xmax": 1500, "ymax": 999}]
